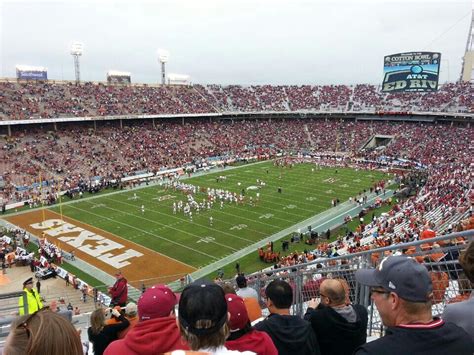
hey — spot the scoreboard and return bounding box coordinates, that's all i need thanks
[382,52,441,92]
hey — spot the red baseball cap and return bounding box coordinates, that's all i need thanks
[138,284,177,321]
[225,293,249,332]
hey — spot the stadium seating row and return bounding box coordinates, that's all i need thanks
[0,81,472,120]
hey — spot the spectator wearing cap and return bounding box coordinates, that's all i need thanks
[106,302,139,339]
[254,280,320,355]
[221,282,262,323]
[108,271,128,307]
[104,284,188,355]
[236,275,258,300]
[443,241,474,339]
[225,293,277,355]
[354,256,473,355]
[303,279,367,355]
[18,277,43,315]
[174,280,254,354]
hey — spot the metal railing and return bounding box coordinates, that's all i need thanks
[239,230,473,335]
[1,230,472,340]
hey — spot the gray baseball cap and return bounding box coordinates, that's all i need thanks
[355,255,433,302]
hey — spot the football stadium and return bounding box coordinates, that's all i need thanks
[0,1,473,354]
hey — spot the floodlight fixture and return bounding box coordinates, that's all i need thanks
[70,42,84,56]
[157,48,170,85]
[157,48,169,63]
[70,42,84,83]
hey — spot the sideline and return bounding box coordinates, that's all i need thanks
[171,190,394,286]
[1,159,271,218]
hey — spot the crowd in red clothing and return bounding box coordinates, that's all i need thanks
[1,119,472,207]
[1,81,472,121]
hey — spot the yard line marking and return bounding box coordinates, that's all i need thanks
[34,208,197,269]
[137,188,290,229]
[64,203,220,260]
[102,195,255,244]
[85,197,252,248]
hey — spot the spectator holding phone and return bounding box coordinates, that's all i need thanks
[88,307,129,355]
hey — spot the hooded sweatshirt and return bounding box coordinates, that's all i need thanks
[254,314,320,355]
[304,303,367,355]
[225,328,278,355]
[104,316,189,355]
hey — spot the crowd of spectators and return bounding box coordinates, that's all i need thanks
[1,119,472,209]
[1,81,472,121]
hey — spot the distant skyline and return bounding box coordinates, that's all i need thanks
[0,0,472,85]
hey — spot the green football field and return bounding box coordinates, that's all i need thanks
[50,161,388,270]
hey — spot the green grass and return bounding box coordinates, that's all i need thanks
[204,198,398,279]
[58,262,107,292]
[23,242,106,290]
[47,161,389,275]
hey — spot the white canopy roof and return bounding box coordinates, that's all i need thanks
[16,65,47,72]
[107,70,131,77]
[168,73,190,81]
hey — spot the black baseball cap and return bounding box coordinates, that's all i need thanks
[356,255,433,302]
[178,281,228,336]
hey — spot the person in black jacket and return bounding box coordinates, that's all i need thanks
[304,279,367,355]
[88,307,129,355]
[254,279,320,355]
[354,255,473,355]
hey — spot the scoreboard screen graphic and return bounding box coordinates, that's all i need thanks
[382,52,441,92]
[16,69,48,80]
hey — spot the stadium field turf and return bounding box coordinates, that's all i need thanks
[48,161,388,272]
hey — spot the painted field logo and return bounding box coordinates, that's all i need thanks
[325,189,334,194]
[323,178,339,184]
[340,184,349,188]
[230,224,248,231]
[30,219,143,269]
[197,236,215,243]
[306,197,317,201]
[283,204,297,210]
[259,213,274,219]
[90,203,106,209]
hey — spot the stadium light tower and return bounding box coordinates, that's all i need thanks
[70,42,84,84]
[460,8,474,82]
[157,49,170,85]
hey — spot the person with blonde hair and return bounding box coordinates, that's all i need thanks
[3,308,83,355]
[88,307,129,355]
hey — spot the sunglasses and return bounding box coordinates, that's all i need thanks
[370,288,390,296]
[17,307,50,337]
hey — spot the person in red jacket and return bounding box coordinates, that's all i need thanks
[104,284,188,355]
[225,293,278,355]
[108,271,128,307]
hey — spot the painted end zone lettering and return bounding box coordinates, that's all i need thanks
[5,209,196,284]
[30,218,144,268]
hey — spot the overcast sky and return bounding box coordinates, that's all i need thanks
[0,0,471,85]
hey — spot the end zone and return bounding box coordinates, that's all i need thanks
[3,209,196,285]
